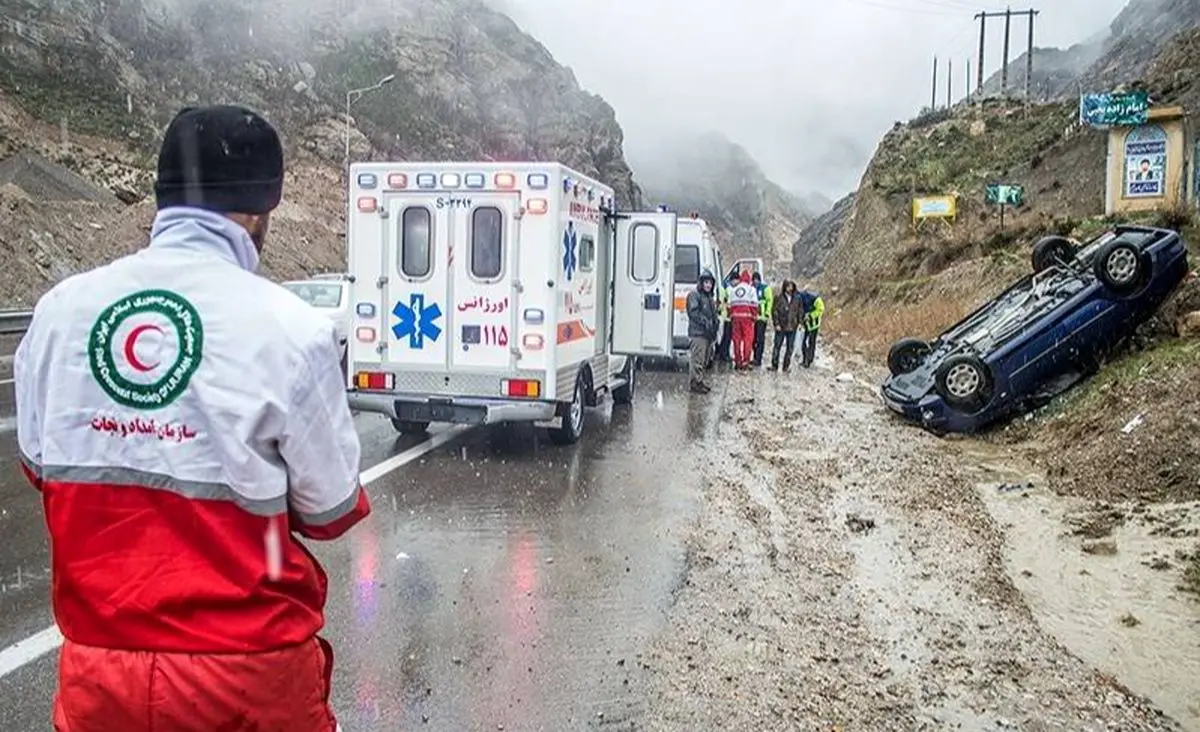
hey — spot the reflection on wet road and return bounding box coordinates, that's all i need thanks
[0,367,723,730]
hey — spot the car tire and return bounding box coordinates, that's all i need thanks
[391,419,430,435]
[1032,236,1077,273]
[612,357,636,405]
[548,374,586,445]
[1093,239,1148,294]
[933,354,992,411]
[887,337,932,376]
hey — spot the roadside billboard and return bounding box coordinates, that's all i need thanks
[1079,91,1150,128]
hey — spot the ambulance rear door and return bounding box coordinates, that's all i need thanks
[610,211,678,356]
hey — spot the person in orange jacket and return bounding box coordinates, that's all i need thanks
[16,105,368,731]
[727,269,760,370]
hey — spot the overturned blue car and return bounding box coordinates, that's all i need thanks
[881,225,1191,434]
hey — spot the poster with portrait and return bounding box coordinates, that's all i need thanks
[1123,124,1167,198]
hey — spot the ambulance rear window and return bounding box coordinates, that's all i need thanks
[675,244,700,284]
[400,207,432,278]
[470,206,504,280]
[580,235,595,271]
[631,223,658,283]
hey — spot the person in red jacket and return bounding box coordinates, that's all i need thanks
[727,269,760,370]
[15,105,369,731]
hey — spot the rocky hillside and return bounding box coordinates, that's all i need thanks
[626,130,813,274]
[0,0,643,305]
[791,192,854,280]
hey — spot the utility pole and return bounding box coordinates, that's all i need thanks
[966,59,972,104]
[947,59,952,108]
[974,8,1037,101]
[931,55,938,110]
[975,12,986,95]
[1001,7,1012,97]
[1025,9,1038,102]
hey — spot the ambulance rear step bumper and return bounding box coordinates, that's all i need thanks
[348,390,557,425]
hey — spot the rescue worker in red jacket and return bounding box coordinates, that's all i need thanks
[727,269,760,370]
[14,105,369,731]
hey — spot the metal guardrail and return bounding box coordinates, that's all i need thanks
[0,310,34,336]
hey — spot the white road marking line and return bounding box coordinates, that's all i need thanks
[0,424,475,680]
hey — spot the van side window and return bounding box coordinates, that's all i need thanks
[400,207,432,278]
[470,206,504,280]
[630,223,658,283]
[579,235,595,271]
[674,244,700,284]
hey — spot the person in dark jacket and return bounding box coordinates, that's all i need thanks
[685,269,719,393]
[769,279,804,372]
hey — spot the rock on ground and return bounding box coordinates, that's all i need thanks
[638,356,1182,731]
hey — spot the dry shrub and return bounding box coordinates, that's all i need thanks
[827,296,973,360]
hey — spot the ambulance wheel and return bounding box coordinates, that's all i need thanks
[391,418,429,435]
[612,358,636,405]
[548,375,586,445]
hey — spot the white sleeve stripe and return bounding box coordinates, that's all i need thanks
[293,485,362,526]
[40,463,287,516]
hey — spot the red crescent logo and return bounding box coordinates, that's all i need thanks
[123,324,164,372]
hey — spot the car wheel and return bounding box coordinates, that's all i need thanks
[887,337,932,376]
[390,419,430,435]
[612,357,636,405]
[1093,239,1147,293]
[1032,236,1077,273]
[548,374,586,445]
[934,354,991,410]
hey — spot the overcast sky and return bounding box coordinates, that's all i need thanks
[497,0,1131,200]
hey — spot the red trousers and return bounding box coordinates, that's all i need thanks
[731,317,755,366]
[53,637,339,732]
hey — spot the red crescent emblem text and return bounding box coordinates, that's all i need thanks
[123,324,164,372]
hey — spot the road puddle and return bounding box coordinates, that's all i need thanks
[969,449,1200,730]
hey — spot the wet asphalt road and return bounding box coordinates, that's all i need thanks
[0,365,723,731]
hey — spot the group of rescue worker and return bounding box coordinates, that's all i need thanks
[685,266,824,393]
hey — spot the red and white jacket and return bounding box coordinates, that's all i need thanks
[15,207,370,655]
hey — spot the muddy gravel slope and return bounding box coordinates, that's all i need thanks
[638,358,1183,731]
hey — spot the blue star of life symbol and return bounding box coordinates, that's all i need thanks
[563,224,577,281]
[392,293,443,349]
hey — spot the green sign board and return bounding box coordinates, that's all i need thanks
[1079,91,1150,127]
[985,184,1024,206]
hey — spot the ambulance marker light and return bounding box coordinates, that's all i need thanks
[387,173,408,189]
[464,173,485,188]
[522,333,545,350]
[355,326,376,342]
[674,296,687,311]
[357,173,378,189]
[354,371,395,390]
[522,308,544,324]
[357,196,377,212]
[495,173,516,189]
[416,173,436,189]
[441,173,460,188]
[526,198,548,214]
[527,173,548,189]
[356,302,377,317]
[502,378,541,398]
[587,189,595,201]
[562,178,572,193]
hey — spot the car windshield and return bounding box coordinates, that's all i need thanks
[284,282,343,308]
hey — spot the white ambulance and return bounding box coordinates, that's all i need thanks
[343,161,678,445]
[666,211,764,355]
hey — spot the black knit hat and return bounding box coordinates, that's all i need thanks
[154,105,284,215]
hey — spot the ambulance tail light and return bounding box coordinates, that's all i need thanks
[522,308,544,324]
[495,173,517,189]
[355,326,376,342]
[354,371,395,390]
[502,378,541,398]
[387,173,408,189]
[527,173,548,189]
[416,173,436,189]
[356,196,377,212]
[357,173,378,189]
[522,333,545,350]
[440,173,460,188]
[526,198,548,215]
[674,296,687,311]
[464,173,485,188]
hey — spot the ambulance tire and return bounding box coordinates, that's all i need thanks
[612,358,636,405]
[548,374,586,445]
[391,418,430,435]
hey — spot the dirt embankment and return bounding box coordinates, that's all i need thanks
[640,361,1185,730]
